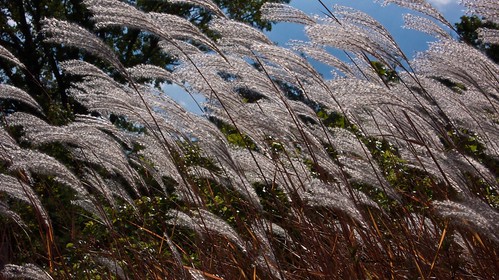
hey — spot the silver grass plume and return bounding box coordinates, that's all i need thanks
[402,75,479,129]
[339,152,400,199]
[0,201,27,229]
[327,128,374,160]
[83,0,220,54]
[413,39,499,101]
[378,0,452,28]
[95,256,127,280]
[7,112,142,196]
[134,134,201,204]
[194,209,247,252]
[59,60,114,81]
[67,78,147,125]
[158,39,204,60]
[137,84,195,128]
[41,19,124,72]
[396,75,498,155]
[392,72,494,133]
[204,56,279,103]
[403,14,452,40]
[250,222,285,280]
[228,148,309,195]
[178,111,230,155]
[404,213,438,239]
[189,269,207,280]
[301,179,376,228]
[74,114,134,149]
[268,223,293,246]
[213,98,331,164]
[168,0,226,18]
[462,0,499,23]
[446,152,498,188]
[210,18,273,48]
[260,3,317,26]
[328,128,400,201]
[321,74,473,151]
[1,264,54,280]
[380,105,446,150]
[72,199,111,227]
[126,64,174,82]
[81,169,130,207]
[306,79,443,148]
[477,27,499,45]
[399,146,498,195]
[162,233,189,278]
[166,209,203,234]
[306,21,397,70]
[0,45,25,68]
[171,53,236,100]
[133,124,202,205]
[0,127,18,150]
[189,165,263,210]
[450,231,473,260]
[0,85,44,114]
[2,0,499,278]
[348,56,392,83]
[64,67,182,150]
[291,41,355,77]
[251,43,322,84]
[0,174,49,226]
[333,5,403,63]
[167,209,247,252]
[432,199,499,244]
[7,149,89,198]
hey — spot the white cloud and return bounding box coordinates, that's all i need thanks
[428,0,458,7]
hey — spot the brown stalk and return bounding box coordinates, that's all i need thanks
[427,220,448,279]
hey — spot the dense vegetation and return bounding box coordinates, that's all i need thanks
[0,0,498,279]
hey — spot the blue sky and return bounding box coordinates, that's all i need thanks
[164,0,467,113]
[266,0,466,78]
[268,0,465,53]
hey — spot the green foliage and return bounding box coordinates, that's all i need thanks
[370,60,400,84]
[210,117,258,150]
[316,108,452,211]
[317,109,355,131]
[445,127,485,156]
[181,142,220,171]
[446,128,499,208]
[197,178,248,227]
